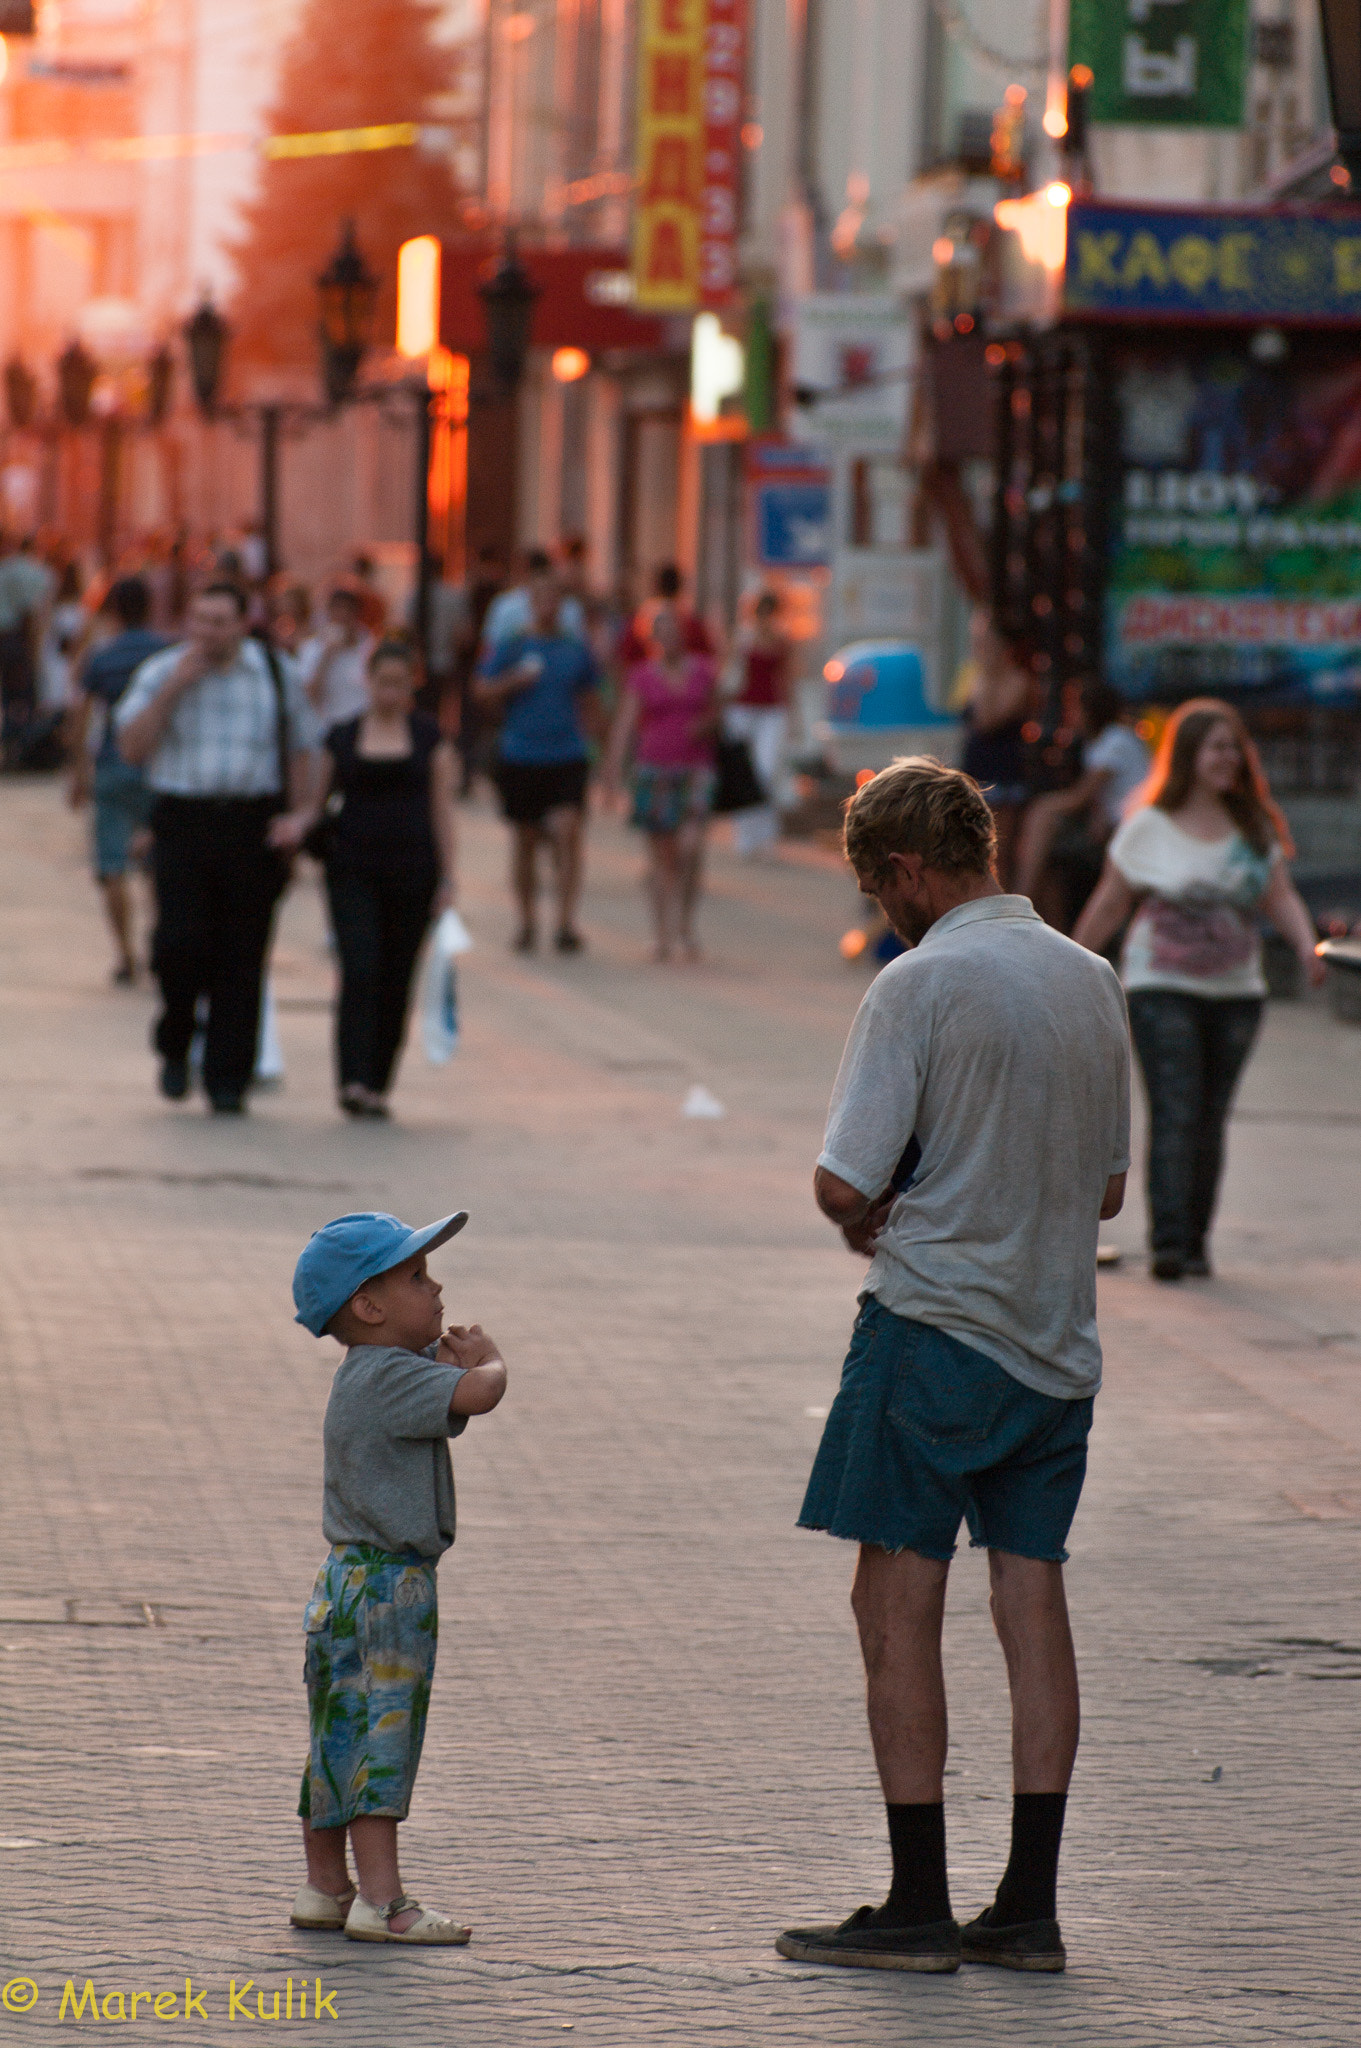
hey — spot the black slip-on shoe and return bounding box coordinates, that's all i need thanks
[960,1911,1065,1972]
[1150,1253,1184,1282]
[776,1906,960,1972]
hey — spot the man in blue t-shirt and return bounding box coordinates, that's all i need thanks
[476,563,601,954]
[67,576,167,983]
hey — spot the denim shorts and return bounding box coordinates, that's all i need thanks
[92,756,154,879]
[298,1544,438,1830]
[798,1298,1093,1563]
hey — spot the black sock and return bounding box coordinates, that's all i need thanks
[989,1792,1067,1926]
[877,1801,952,1926]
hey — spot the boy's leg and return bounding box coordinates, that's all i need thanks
[301,1816,352,1897]
[349,1817,419,1933]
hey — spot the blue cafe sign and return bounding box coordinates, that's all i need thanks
[1065,202,1361,324]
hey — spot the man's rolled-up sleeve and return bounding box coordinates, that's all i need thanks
[817,976,923,1200]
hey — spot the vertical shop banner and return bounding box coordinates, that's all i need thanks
[1068,0,1248,128]
[699,0,746,305]
[632,0,705,311]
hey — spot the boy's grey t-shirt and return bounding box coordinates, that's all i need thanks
[322,1344,468,1560]
[819,896,1130,1400]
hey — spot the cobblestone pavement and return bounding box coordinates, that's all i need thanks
[1,779,1359,2047]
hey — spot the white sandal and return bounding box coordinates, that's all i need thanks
[290,1882,356,1929]
[344,1893,471,1945]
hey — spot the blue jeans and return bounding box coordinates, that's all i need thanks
[1127,990,1262,1260]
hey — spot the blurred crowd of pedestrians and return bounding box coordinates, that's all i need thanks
[11,523,795,1119]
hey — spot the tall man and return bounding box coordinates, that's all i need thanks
[476,563,601,953]
[777,758,1130,1976]
[116,583,315,1115]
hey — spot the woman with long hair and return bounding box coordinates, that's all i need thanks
[1074,698,1322,1280]
[275,638,457,1118]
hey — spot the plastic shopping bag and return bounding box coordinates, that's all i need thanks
[420,909,474,1065]
[254,976,286,1087]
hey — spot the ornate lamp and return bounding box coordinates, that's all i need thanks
[316,220,379,408]
[184,299,229,416]
[57,339,97,427]
[477,233,540,391]
[1319,0,1361,187]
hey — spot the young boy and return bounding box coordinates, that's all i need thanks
[289,1208,507,1944]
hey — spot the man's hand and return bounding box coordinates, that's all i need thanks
[441,1323,508,1417]
[815,1165,894,1257]
[841,1195,894,1257]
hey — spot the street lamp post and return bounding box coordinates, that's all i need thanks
[467,231,541,567]
[185,225,438,637]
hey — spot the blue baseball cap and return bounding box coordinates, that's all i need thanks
[293,1209,469,1337]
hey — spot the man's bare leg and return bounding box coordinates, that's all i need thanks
[100,874,137,979]
[988,1551,1079,1792]
[511,825,538,947]
[544,805,584,942]
[852,1544,950,1801]
[964,1550,1078,1954]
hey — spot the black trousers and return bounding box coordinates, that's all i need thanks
[1127,990,1263,1258]
[325,863,437,1094]
[150,796,289,1100]
[0,623,33,753]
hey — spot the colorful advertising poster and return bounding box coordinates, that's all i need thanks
[632,0,704,312]
[698,0,745,306]
[1105,340,1361,702]
[1068,0,1247,129]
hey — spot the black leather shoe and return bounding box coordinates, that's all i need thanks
[159,1057,189,1101]
[209,1093,246,1116]
[1151,1253,1184,1281]
[776,1906,960,1972]
[961,1909,1065,1972]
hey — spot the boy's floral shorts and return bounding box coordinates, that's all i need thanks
[298,1543,438,1830]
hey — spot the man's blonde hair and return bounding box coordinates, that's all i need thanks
[843,756,996,885]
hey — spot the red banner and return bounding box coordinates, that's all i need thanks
[699,0,745,306]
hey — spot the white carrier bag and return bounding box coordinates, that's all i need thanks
[420,908,474,1065]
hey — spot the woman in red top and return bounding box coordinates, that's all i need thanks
[727,589,792,857]
[605,608,719,961]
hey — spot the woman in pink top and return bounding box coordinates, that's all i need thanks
[604,608,719,961]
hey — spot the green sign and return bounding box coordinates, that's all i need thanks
[1068,0,1247,129]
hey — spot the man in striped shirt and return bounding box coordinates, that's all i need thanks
[117,582,315,1115]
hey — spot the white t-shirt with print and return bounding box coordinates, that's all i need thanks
[1084,723,1150,829]
[1109,806,1279,1000]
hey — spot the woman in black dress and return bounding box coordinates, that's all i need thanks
[277,639,457,1117]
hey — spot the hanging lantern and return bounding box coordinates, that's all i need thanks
[316,219,379,408]
[183,299,228,417]
[57,339,97,427]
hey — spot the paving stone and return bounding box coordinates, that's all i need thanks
[0,781,1357,2044]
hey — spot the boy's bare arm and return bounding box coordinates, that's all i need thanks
[438,1324,508,1416]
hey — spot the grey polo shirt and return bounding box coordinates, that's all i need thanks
[819,895,1131,1400]
[322,1344,468,1560]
